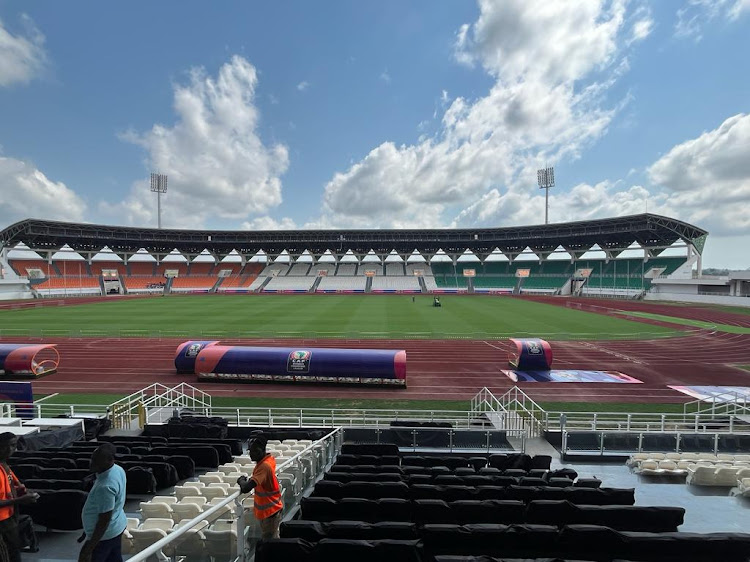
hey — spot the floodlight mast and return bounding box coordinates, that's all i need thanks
[537,166,555,225]
[150,173,168,229]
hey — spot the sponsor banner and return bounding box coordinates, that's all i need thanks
[669,385,750,402]
[463,269,476,277]
[365,270,377,277]
[502,369,642,383]
[287,350,312,374]
[515,269,531,278]
[412,269,424,276]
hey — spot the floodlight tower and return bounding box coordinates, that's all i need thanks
[150,173,168,229]
[537,166,555,225]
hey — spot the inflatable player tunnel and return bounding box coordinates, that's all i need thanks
[508,338,553,371]
[175,341,406,387]
[0,343,60,377]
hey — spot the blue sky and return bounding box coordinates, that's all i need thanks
[0,0,749,267]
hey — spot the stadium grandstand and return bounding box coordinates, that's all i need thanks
[0,213,735,304]
[3,213,750,562]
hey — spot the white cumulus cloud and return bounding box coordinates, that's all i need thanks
[103,56,289,228]
[0,14,47,87]
[321,0,637,228]
[0,156,87,224]
[648,113,750,235]
[241,216,297,230]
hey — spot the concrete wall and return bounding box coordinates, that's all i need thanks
[0,279,33,300]
[644,292,750,308]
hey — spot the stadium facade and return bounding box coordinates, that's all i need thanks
[0,213,739,302]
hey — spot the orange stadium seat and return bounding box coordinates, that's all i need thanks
[214,264,243,275]
[218,275,257,288]
[188,263,215,275]
[52,261,89,276]
[122,276,166,289]
[36,277,100,289]
[156,263,188,276]
[171,276,217,289]
[90,261,127,276]
[10,259,58,277]
[128,262,156,275]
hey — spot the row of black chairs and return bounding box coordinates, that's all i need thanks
[300,489,636,523]
[99,434,243,455]
[324,472,600,489]
[310,482,623,503]
[258,523,750,562]
[290,499,684,532]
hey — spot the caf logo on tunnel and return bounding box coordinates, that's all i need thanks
[287,350,312,373]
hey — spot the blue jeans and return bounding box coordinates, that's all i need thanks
[92,534,122,562]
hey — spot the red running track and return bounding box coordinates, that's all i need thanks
[2,329,750,404]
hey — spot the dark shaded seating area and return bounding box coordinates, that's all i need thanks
[260,523,750,562]
[255,443,750,562]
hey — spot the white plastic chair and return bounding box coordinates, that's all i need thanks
[687,465,717,486]
[664,453,681,461]
[204,529,238,559]
[163,528,206,559]
[130,529,169,555]
[139,518,174,532]
[201,486,229,501]
[715,467,740,486]
[218,463,242,474]
[183,481,205,489]
[172,502,204,522]
[637,460,660,475]
[152,495,178,505]
[175,485,203,501]
[679,452,699,461]
[121,517,139,555]
[140,501,174,520]
[717,454,735,462]
[199,474,224,484]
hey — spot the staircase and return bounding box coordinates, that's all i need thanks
[164,277,174,294]
[309,277,323,293]
[210,278,222,293]
[467,277,475,293]
[256,277,273,293]
[119,274,128,295]
[365,277,373,293]
[98,276,106,295]
[418,277,428,293]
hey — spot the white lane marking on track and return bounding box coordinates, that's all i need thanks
[482,341,506,350]
[576,341,645,365]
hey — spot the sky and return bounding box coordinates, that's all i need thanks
[0,0,749,268]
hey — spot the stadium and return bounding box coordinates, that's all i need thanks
[1,212,750,562]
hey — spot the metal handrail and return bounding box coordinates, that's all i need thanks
[125,426,343,562]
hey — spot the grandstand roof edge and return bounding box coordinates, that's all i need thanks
[0,214,708,256]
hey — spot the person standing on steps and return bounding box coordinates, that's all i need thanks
[79,443,127,562]
[237,436,283,540]
[0,432,39,562]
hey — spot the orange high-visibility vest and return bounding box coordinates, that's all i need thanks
[252,454,283,520]
[0,466,20,521]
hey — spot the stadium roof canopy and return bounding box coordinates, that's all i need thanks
[0,214,708,258]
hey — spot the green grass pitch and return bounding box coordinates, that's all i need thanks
[0,294,677,340]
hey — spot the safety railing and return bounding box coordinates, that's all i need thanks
[342,426,523,452]
[549,411,748,434]
[562,429,750,457]
[126,427,343,562]
[156,406,478,429]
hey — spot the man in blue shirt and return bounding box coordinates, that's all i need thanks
[79,443,127,562]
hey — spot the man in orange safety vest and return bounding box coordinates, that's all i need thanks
[237,437,283,539]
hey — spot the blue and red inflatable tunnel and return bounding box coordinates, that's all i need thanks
[508,338,553,371]
[175,341,406,387]
[0,343,59,377]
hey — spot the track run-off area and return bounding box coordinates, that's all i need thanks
[2,296,749,404]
